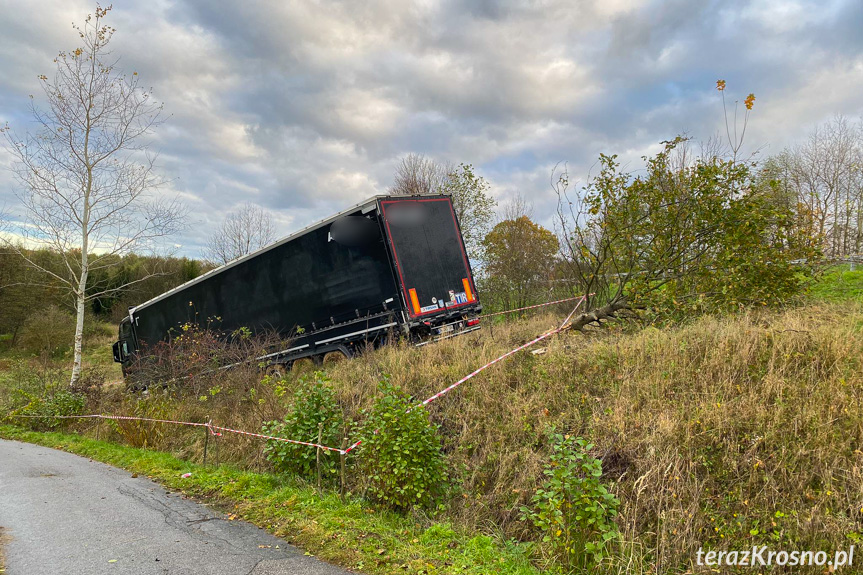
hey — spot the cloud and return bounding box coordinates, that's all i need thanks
[0,0,861,256]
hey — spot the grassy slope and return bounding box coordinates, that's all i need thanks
[0,327,123,380]
[320,301,863,571]
[808,263,863,302]
[2,269,862,573]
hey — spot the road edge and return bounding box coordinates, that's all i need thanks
[0,425,538,575]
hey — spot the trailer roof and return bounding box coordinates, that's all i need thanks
[130,194,444,315]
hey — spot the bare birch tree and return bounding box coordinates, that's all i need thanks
[203,202,276,265]
[389,154,496,263]
[769,116,863,257]
[1,6,185,386]
[389,153,452,196]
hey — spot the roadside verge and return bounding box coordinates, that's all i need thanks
[0,425,537,575]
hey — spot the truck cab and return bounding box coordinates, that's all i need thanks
[112,317,135,372]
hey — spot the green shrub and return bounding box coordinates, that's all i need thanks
[10,388,86,430]
[357,378,447,512]
[520,432,620,573]
[1,360,81,430]
[262,371,343,481]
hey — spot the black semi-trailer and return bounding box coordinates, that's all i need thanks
[112,195,482,374]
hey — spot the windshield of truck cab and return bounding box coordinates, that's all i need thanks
[120,319,132,340]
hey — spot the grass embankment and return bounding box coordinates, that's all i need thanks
[808,263,863,302]
[326,301,863,570]
[0,321,122,392]
[2,267,862,573]
[0,425,536,575]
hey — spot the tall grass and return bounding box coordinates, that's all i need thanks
[323,303,863,571]
[4,301,862,573]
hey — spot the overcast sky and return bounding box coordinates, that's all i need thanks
[2,0,862,257]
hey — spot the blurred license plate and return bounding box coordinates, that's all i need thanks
[437,325,454,334]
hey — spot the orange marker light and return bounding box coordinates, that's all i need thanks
[462,278,474,302]
[409,288,421,314]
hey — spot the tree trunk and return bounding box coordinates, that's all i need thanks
[70,273,87,387]
[854,200,863,255]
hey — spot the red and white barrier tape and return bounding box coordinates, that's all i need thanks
[5,412,347,451]
[6,413,224,436]
[208,424,345,454]
[344,295,587,454]
[422,295,585,408]
[8,295,591,458]
[7,414,102,419]
[477,294,587,319]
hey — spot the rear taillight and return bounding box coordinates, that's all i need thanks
[466,318,480,327]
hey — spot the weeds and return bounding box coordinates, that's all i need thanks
[125,320,289,397]
[2,360,86,430]
[520,432,619,573]
[108,396,173,448]
[8,388,85,430]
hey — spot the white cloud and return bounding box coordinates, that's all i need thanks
[0,0,861,254]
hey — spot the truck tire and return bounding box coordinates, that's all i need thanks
[291,357,315,373]
[265,363,287,380]
[322,350,347,365]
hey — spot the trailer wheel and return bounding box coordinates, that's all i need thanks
[291,357,315,373]
[265,363,287,380]
[322,350,347,365]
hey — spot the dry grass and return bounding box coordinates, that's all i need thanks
[8,301,863,573]
[0,526,8,574]
[321,303,863,571]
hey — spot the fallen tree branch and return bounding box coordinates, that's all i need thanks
[566,299,632,332]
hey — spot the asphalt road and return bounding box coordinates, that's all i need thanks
[0,439,353,575]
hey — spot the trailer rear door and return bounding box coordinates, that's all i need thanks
[380,197,478,318]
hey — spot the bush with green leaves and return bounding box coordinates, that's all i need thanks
[262,371,343,481]
[2,360,85,430]
[521,432,620,573]
[9,388,86,431]
[358,379,447,512]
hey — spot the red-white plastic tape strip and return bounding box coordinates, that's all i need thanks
[423,295,586,407]
[5,413,344,451]
[208,424,345,454]
[8,413,225,435]
[7,414,102,419]
[344,296,587,455]
[478,294,586,319]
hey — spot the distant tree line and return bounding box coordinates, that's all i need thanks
[763,116,863,259]
[0,248,207,350]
